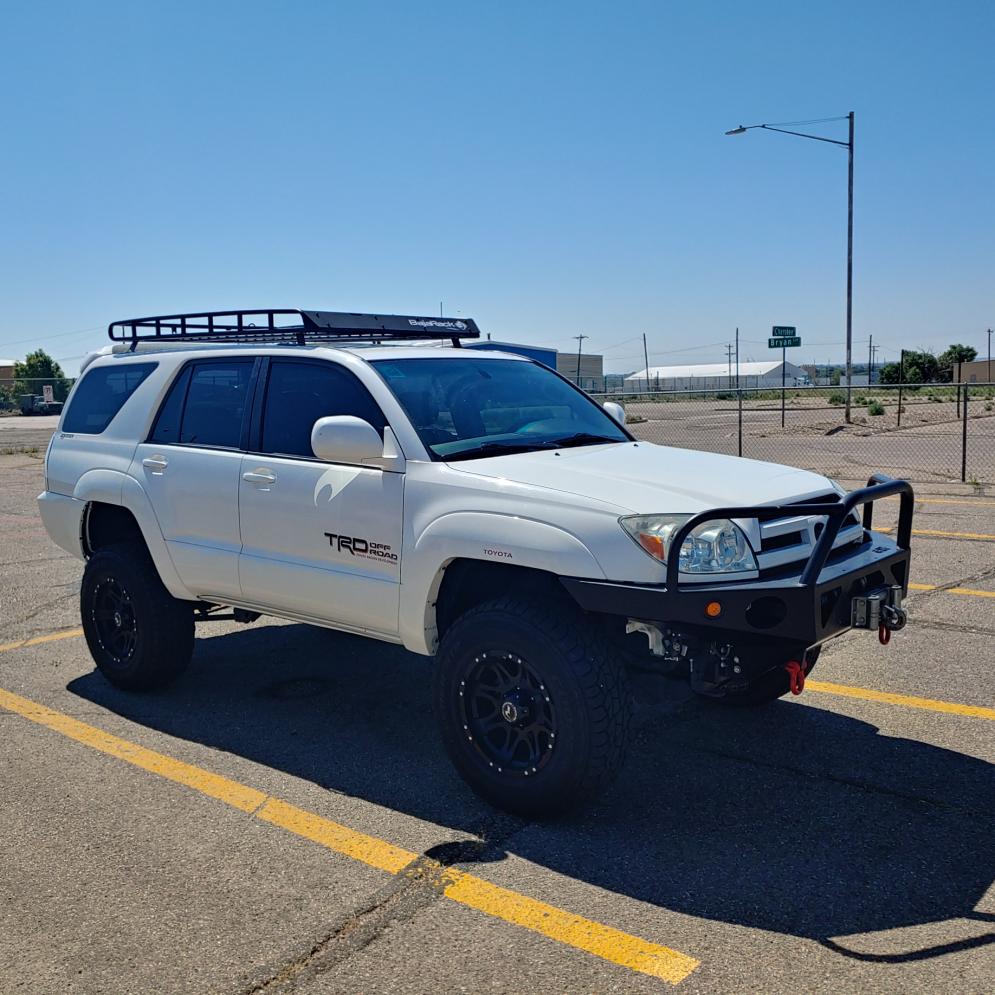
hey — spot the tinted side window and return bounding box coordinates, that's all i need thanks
[261,361,386,458]
[178,361,253,448]
[149,366,192,444]
[62,363,157,434]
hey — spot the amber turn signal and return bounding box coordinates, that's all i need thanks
[705,601,722,618]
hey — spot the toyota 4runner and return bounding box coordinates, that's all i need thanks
[38,309,913,816]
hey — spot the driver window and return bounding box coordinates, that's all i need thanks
[260,360,386,458]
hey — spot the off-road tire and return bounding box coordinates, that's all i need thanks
[433,597,631,817]
[704,646,821,707]
[81,541,194,691]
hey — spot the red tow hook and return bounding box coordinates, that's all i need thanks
[879,624,891,646]
[784,660,807,696]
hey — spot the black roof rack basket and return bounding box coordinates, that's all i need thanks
[108,309,481,349]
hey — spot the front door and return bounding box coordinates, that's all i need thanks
[237,358,403,634]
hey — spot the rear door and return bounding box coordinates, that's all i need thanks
[237,357,404,634]
[132,358,257,600]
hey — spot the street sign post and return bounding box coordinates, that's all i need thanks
[769,327,801,428]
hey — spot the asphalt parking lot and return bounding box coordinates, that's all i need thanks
[1,450,993,993]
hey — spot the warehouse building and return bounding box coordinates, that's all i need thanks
[625,359,808,392]
[953,359,995,384]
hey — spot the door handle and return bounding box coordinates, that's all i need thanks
[242,469,277,485]
[142,455,168,473]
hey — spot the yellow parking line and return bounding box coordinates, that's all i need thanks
[0,685,699,985]
[875,527,995,541]
[908,582,995,598]
[880,495,995,508]
[0,628,83,654]
[805,681,995,721]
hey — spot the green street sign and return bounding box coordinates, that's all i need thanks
[769,337,801,348]
[772,325,796,337]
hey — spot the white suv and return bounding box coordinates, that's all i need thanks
[38,310,914,815]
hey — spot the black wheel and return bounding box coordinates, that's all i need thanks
[81,541,194,691]
[433,597,631,817]
[704,646,820,707]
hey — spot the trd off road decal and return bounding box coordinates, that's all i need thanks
[324,533,398,565]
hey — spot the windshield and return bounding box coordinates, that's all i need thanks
[370,357,630,460]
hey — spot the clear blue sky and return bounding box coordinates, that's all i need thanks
[2,0,992,374]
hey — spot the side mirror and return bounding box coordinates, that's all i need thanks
[603,401,626,425]
[311,416,405,471]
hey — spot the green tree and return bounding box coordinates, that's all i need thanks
[13,349,71,401]
[877,349,940,385]
[937,343,978,382]
[878,361,901,385]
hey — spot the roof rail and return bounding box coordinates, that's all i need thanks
[107,309,481,349]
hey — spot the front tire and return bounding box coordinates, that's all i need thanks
[81,542,194,691]
[433,597,631,817]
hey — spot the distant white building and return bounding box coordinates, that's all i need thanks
[625,360,808,392]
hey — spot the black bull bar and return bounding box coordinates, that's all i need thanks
[561,474,914,648]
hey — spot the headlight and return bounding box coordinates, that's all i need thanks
[619,514,758,574]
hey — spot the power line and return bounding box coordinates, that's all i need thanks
[0,325,103,350]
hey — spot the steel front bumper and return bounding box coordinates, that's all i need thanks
[561,474,914,649]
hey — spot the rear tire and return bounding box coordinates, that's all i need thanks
[81,541,194,691]
[433,597,631,817]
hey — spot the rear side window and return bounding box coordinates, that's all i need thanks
[260,360,386,458]
[62,363,157,434]
[149,360,254,449]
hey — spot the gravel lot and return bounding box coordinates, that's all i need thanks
[1,451,993,993]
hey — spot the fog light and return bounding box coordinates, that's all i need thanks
[705,601,722,618]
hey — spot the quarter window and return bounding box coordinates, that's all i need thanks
[260,360,386,458]
[62,363,157,434]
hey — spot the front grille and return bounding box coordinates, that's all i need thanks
[756,493,864,576]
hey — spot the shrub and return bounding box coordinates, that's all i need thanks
[868,400,885,416]
[828,392,845,406]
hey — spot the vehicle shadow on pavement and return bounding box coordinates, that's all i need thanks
[68,621,995,964]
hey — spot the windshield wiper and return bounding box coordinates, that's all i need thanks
[443,440,559,461]
[547,432,623,449]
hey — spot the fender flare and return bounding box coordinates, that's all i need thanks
[399,512,605,655]
[74,470,195,601]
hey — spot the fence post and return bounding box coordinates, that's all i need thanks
[738,388,743,457]
[897,349,905,428]
[956,362,962,418]
[961,381,969,483]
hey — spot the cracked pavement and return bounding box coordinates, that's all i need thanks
[1,453,993,993]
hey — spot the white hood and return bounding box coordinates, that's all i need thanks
[453,441,836,514]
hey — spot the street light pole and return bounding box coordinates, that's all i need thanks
[845,111,854,422]
[725,112,856,421]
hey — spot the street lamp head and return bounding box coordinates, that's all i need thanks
[725,126,748,135]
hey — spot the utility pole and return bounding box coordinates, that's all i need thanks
[642,333,650,394]
[988,327,992,384]
[725,342,735,389]
[573,334,589,386]
[867,334,879,385]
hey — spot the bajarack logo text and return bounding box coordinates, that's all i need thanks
[407,319,468,331]
[325,533,398,564]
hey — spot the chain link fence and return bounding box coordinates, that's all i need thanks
[592,383,995,486]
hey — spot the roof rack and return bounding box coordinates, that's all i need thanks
[108,309,481,349]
